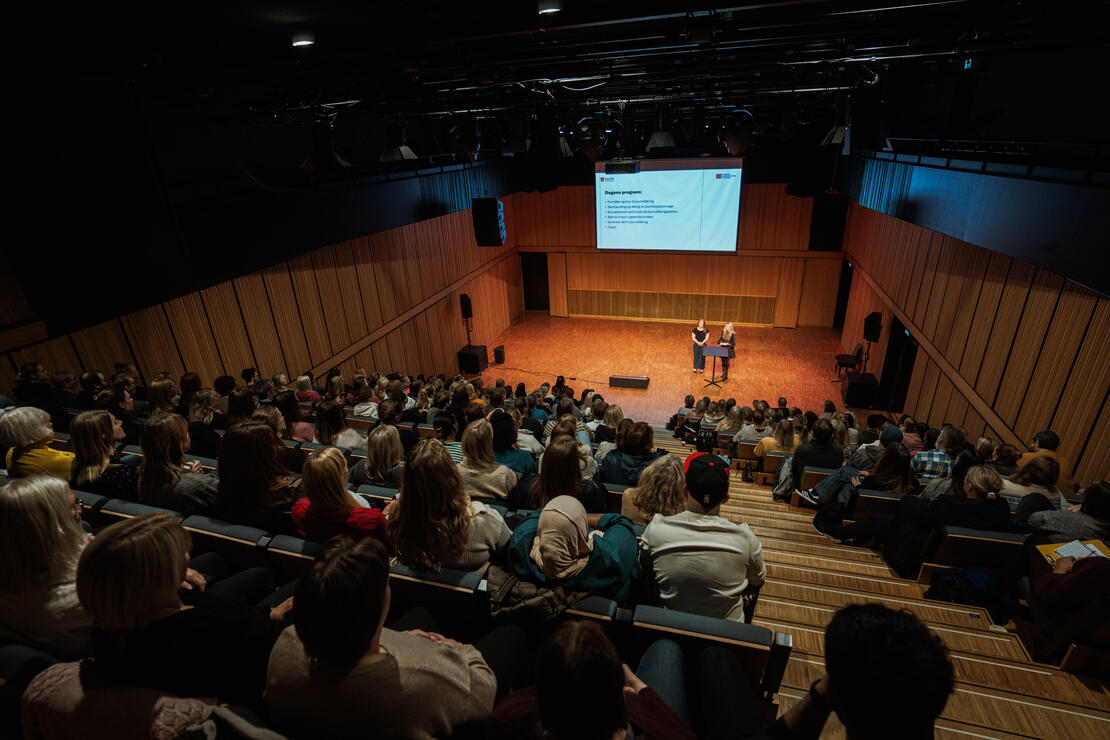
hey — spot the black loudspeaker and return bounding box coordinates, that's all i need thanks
[842,371,880,408]
[493,345,505,364]
[808,192,850,251]
[863,311,883,342]
[471,198,506,246]
[609,375,650,389]
[460,293,473,319]
[458,345,488,375]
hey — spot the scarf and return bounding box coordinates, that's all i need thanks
[529,496,603,580]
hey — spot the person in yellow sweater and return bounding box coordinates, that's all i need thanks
[754,419,800,458]
[1018,430,1074,495]
[1,406,74,479]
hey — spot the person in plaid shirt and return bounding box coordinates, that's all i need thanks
[911,425,966,482]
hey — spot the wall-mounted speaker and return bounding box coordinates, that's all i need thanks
[460,293,473,319]
[472,197,506,246]
[863,311,883,342]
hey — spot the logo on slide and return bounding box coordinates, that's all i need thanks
[716,173,732,180]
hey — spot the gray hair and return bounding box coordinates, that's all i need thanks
[0,406,53,448]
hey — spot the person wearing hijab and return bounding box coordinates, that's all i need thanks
[506,496,640,603]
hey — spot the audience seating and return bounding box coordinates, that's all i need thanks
[788,466,836,506]
[846,488,903,520]
[180,515,273,571]
[357,484,398,507]
[387,563,489,633]
[565,595,620,622]
[265,534,322,580]
[603,482,628,513]
[915,525,1028,584]
[99,499,183,525]
[755,451,790,486]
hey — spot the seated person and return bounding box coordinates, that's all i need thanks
[674,394,696,419]
[753,418,799,458]
[98,380,142,445]
[1018,481,1110,542]
[294,374,323,403]
[621,454,686,527]
[351,384,378,418]
[0,476,92,657]
[138,413,218,515]
[313,400,366,451]
[251,405,307,473]
[1001,456,1064,509]
[348,425,404,488]
[899,415,923,452]
[738,409,772,442]
[388,439,511,574]
[77,513,291,709]
[376,398,419,456]
[529,436,606,513]
[1017,429,1074,494]
[458,419,518,502]
[508,495,640,603]
[640,453,765,621]
[539,416,599,479]
[491,408,536,479]
[542,397,590,446]
[68,410,138,499]
[714,405,742,436]
[215,421,302,534]
[265,536,498,739]
[599,422,668,486]
[789,418,844,492]
[700,401,725,432]
[225,387,258,427]
[186,388,225,456]
[273,389,314,443]
[988,442,1022,478]
[488,620,694,740]
[509,407,544,455]
[799,442,919,507]
[0,406,74,479]
[144,377,178,417]
[432,411,464,463]
[848,424,902,472]
[293,448,385,542]
[911,425,965,483]
[75,370,107,410]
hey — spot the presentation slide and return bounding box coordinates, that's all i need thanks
[595,161,742,252]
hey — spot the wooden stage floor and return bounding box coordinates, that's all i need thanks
[480,313,849,425]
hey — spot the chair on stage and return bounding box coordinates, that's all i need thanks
[835,344,863,379]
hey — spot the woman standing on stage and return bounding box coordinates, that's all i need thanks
[691,318,708,373]
[718,322,736,380]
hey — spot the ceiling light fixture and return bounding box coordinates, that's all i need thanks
[292,31,315,48]
[538,1,562,15]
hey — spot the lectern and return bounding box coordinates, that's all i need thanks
[703,346,729,389]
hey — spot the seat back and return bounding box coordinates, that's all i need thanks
[72,489,110,527]
[848,489,903,520]
[417,424,438,438]
[798,466,835,490]
[266,534,322,580]
[388,563,488,632]
[734,442,759,461]
[603,482,629,513]
[917,526,1028,583]
[180,515,272,570]
[565,595,620,623]
[357,484,398,508]
[99,499,184,525]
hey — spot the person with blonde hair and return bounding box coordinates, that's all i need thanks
[0,476,91,657]
[293,448,385,541]
[507,495,640,602]
[621,455,687,527]
[69,410,138,499]
[717,322,736,381]
[146,377,178,417]
[0,405,74,479]
[388,439,510,573]
[77,513,292,707]
[313,400,366,451]
[715,406,743,435]
[349,424,404,488]
[754,418,799,458]
[187,387,224,457]
[458,419,517,502]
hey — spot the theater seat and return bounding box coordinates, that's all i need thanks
[357,484,398,508]
[180,515,271,570]
[388,563,488,632]
[99,499,184,524]
[917,525,1028,584]
[0,643,60,729]
[566,595,619,621]
[266,534,322,579]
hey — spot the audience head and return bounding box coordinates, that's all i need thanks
[432,411,457,441]
[463,401,486,425]
[613,418,633,449]
[19,362,48,385]
[602,404,624,429]
[0,476,85,593]
[620,422,654,455]
[241,367,259,386]
[364,425,403,481]
[216,421,291,518]
[227,387,257,423]
[51,369,77,392]
[295,375,313,393]
[812,418,834,445]
[693,398,708,415]
[773,418,796,451]
[314,400,350,446]
[76,513,191,631]
[628,455,686,520]
[188,388,218,425]
[79,370,107,394]
[295,536,391,675]
[251,405,286,438]
[388,439,469,569]
[461,418,496,467]
[302,447,355,510]
[824,400,836,414]
[684,452,729,511]
[1031,430,1060,452]
[377,398,403,425]
[869,443,916,493]
[324,376,345,401]
[179,372,202,401]
[272,372,289,388]
[974,437,999,461]
[70,410,124,486]
[138,413,190,498]
[1080,482,1110,522]
[214,375,237,397]
[824,604,953,740]
[993,443,1021,468]
[684,394,696,409]
[777,396,788,408]
[535,620,625,740]
[900,416,916,433]
[963,465,1004,499]
[804,410,819,428]
[1011,455,1060,489]
[488,408,517,453]
[531,496,595,581]
[514,382,527,398]
[923,427,939,451]
[0,405,53,449]
[937,425,967,453]
[272,390,301,429]
[529,436,583,508]
[879,424,904,446]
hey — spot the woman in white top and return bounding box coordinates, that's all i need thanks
[387,439,511,574]
[1000,456,1064,510]
[457,420,518,502]
[314,401,366,451]
[0,476,91,657]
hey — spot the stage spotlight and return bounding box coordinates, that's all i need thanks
[292,31,315,47]
[646,131,676,151]
[379,145,418,161]
[538,0,562,14]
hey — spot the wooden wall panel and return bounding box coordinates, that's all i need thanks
[233,273,288,379]
[548,253,568,318]
[797,258,842,327]
[350,237,385,333]
[840,270,891,380]
[10,337,81,385]
[369,230,405,321]
[200,283,258,380]
[330,242,369,340]
[163,293,224,384]
[774,259,805,327]
[845,202,1110,486]
[119,306,183,382]
[70,321,136,377]
[736,184,812,251]
[513,187,595,247]
[310,247,352,352]
[261,265,314,376]
[286,256,333,365]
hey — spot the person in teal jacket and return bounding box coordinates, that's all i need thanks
[507,496,640,603]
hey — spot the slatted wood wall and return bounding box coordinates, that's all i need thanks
[513,184,842,327]
[843,204,1110,487]
[2,208,523,396]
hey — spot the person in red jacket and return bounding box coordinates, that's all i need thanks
[291,448,384,542]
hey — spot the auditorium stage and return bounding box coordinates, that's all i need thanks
[480,313,849,425]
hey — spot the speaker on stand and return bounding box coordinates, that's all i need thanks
[843,311,883,408]
[457,293,488,375]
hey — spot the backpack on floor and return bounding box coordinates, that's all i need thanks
[741,460,756,483]
[772,457,794,501]
[695,427,717,453]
